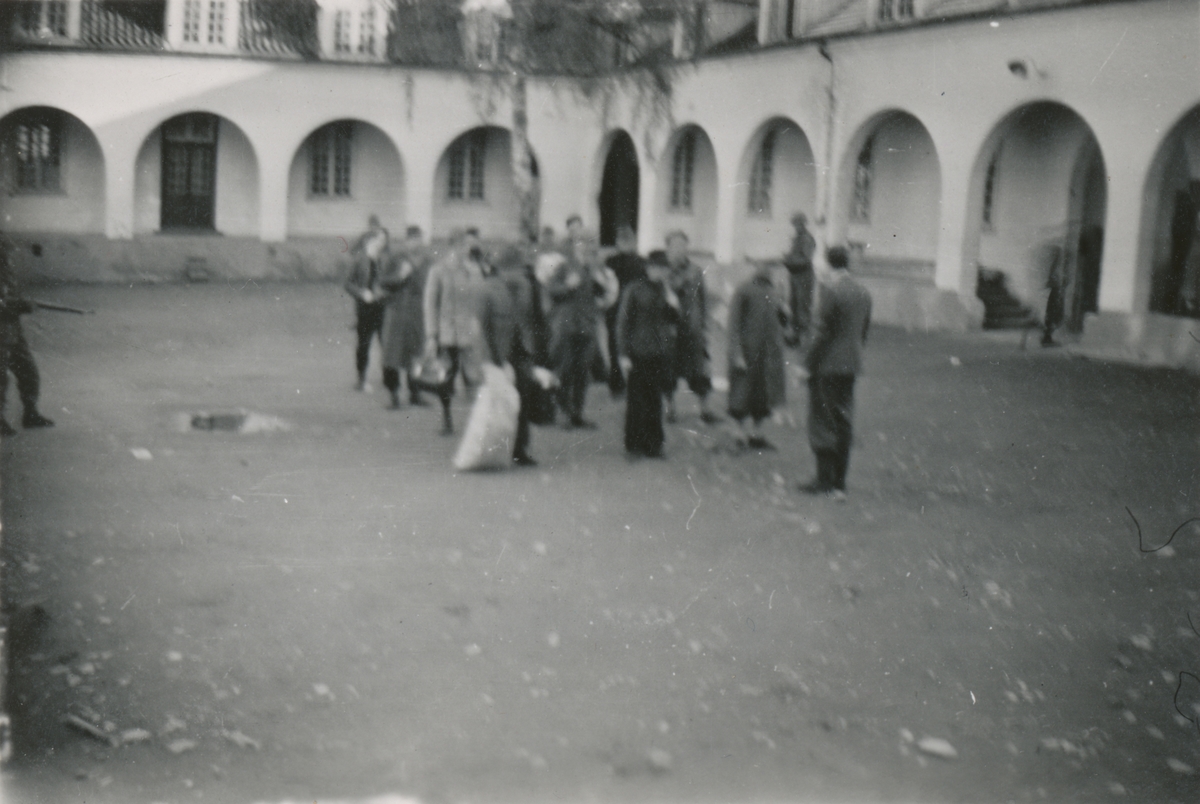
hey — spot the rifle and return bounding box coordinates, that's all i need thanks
[33,300,94,315]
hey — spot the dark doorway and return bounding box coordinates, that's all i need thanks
[598,131,639,247]
[161,113,218,230]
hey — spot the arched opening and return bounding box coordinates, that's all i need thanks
[133,112,259,235]
[597,130,639,247]
[0,106,105,233]
[837,110,941,280]
[733,116,816,260]
[966,102,1106,332]
[655,124,718,253]
[286,119,405,238]
[1141,105,1200,319]
[432,125,538,240]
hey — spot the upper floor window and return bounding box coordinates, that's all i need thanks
[447,130,487,200]
[207,0,226,44]
[878,0,915,23]
[310,123,353,197]
[182,0,202,42]
[19,1,68,37]
[670,129,696,212]
[851,135,874,222]
[9,110,62,193]
[748,129,777,215]
[357,6,376,55]
[333,9,352,53]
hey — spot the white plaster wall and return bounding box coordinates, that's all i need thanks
[1,113,105,233]
[735,123,817,260]
[133,130,160,234]
[287,122,405,237]
[214,119,259,236]
[844,114,940,265]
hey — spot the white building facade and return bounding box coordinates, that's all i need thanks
[1,0,1198,369]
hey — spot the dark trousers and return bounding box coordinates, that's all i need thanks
[382,367,422,402]
[513,362,534,459]
[436,346,473,423]
[808,374,856,490]
[789,267,815,341]
[625,356,669,456]
[0,324,40,417]
[558,333,595,424]
[355,301,385,377]
[604,306,625,394]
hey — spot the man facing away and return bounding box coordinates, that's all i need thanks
[664,231,718,425]
[344,214,390,391]
[423,228,486,435]
[727,258,789,450]
[0,234,53,436]
[801,246,872,499]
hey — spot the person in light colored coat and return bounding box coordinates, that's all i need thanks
[422,228,485,435]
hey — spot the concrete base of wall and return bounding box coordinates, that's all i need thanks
[1074,311,1200,373]
[7,233,351,285]
[856,276,985,333]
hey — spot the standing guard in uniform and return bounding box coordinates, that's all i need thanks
[345,214,390,391]
[664,231,718,425]
[0,235,54,436]
[380,226,431,409]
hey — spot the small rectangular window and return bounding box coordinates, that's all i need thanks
[358,7,376,55]
[333,10,351,53]
[183,0,202,42]
[670,130,695,212]
[851,136,873,223]
[448,131,487,201]
[207,0,226,45]
[310,123,353,197]
[748,130,776,215]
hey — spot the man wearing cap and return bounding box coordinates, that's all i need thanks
[423,228,486,435]
[345,214,389,391]
[380,225,431,409]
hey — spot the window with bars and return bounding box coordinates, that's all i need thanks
[357,7,376,55]
[447,131,487,201]
[851,136,874,222]
[10,111,62,193]
[982,151,999,228]
[206,0,225,44]
[748,129,777,215]
[182,0,202,42]
[333,10,352,53]
[309,123,353,197]
[670,129,696,212]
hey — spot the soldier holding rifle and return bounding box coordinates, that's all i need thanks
[0,234,55,436]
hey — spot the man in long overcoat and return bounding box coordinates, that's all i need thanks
[802,246,872,498]
[664,231,718,424]
[423,228,486,435]
[783,213,817,347]
[727,259,789,450]
[616,250,679,458]
[380,226,431,409]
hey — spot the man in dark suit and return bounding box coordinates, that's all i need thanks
[801,246,872,499]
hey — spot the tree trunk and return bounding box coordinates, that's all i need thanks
[509,74,539,243]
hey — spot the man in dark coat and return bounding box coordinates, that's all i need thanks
[546,240,605,429]
[380,226,431,409]
[0,234,54,436]
[478,245,539,466]
[801,246,872,498]
[603,225,646,396]
[664,231,718,425]
[727,259,789,450]
[344,214,389,391]
[617,251,679,458]
[783,213,817,347]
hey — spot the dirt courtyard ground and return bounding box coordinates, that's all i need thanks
[1,282,1198,804]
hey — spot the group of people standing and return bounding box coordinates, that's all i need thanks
[344,211,872,498]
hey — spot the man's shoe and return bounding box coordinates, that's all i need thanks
[513,453,537,467]
[387,393,402,410]
[22,412,53,429]
[825,489,848,502]
[570,417,598,430]
[409,395,430,407]
[747,435,774,450]
[798,480,831,495]
[0,419,16,437]
[699,410,722,425]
